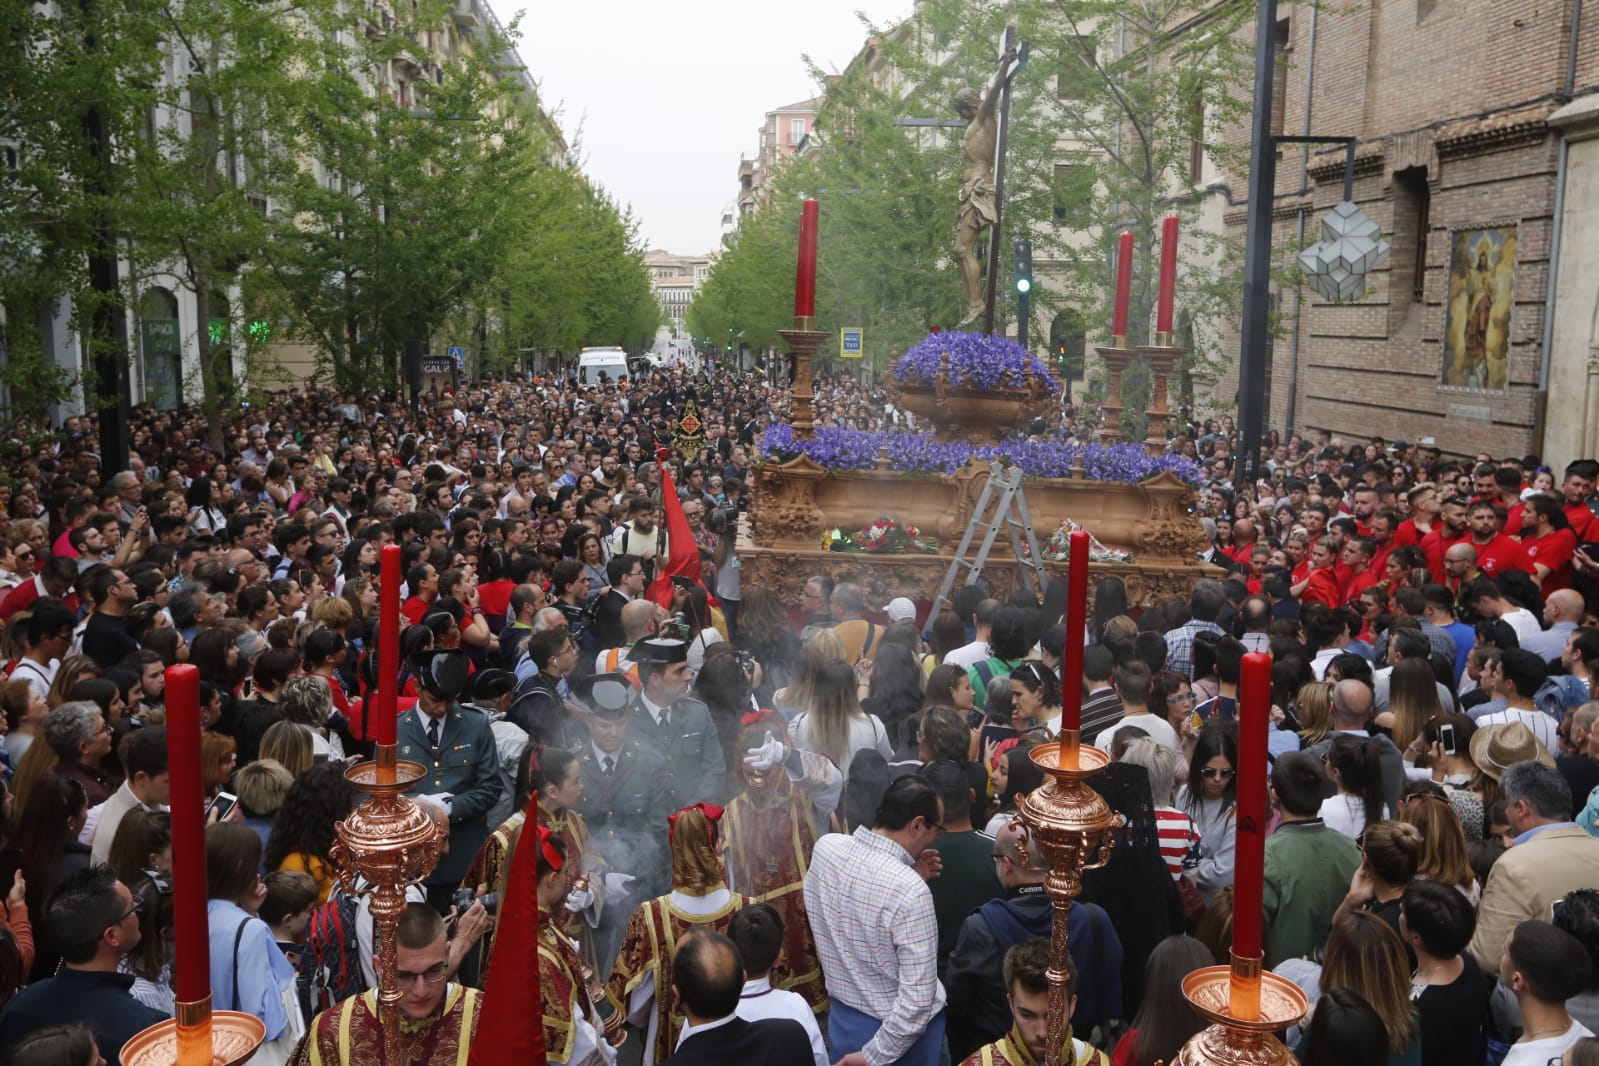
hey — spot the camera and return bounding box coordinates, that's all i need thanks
[659,613,691,642]
[706,503,738,535]
[452,888,498,914]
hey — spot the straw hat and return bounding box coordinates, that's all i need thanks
[1470,721,1556,779]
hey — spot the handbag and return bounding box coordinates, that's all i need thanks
[232,916,308,1066]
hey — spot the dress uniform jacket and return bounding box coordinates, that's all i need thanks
[628,694,726,809]
[399,705,503,887]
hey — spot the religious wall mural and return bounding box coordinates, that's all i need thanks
[1441,223,1516,390]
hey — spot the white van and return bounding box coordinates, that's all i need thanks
[577,347,629,387]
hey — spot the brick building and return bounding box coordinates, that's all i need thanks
[1214,0,1599,465]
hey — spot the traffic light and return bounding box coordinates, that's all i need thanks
[1013,238,1033,295]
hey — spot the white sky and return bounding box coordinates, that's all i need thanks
[508,0,912,255]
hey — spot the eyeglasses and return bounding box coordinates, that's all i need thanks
[116,895,145,923]
[395,962,448,987]
[1169,692,1197,704]
[1199,767,1235,780]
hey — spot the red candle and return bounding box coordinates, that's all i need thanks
[1156,215,1179,334]
[165,664,210,1004]
[1111,231,1134,342]
[1231,651,1272,965]
[376,544,401,748]
[1061,531,1089,733]
[794,199,819,318]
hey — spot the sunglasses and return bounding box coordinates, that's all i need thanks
[1199,767,1235,780]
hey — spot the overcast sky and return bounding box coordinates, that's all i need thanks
[509,0,911,255]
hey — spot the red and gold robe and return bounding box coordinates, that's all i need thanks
[722,777,828,1012]
[961,1025,1109,1066]
[464,802,597,975]
[288,985,480,1066]
[540,906,609,1065]
[605,890,752,1066]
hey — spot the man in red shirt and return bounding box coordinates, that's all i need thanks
[1366,511,1400,578]
[1519,493,1578,595]
[1496,467,1530,538]
[1394,483,1440,547]
[1341,537,1380,606]
[1349,486,1380,535]
[1466,501,1531,578]
[1229,518,1259,567]
[1560,460,1598,540]
[0,556,80,624]
[1421,496,1471,581]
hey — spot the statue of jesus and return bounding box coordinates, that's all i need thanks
[954,45,1020,326]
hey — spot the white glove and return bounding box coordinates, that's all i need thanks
[603,872,635,906]
[564,884,595,912]
[743,731,787,773]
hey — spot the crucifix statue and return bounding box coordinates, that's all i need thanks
[953,26,1026,331]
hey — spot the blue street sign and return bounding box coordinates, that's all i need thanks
[840,328,864,358]
[447,345,465,368]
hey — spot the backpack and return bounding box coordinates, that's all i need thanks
[295,888,366,1021]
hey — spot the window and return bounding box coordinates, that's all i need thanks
[1394,166,1431,305]
[1053,163,1080,224]
[1271,18,1290,136]
[1056,36,1097,100]
[790,118,805,145]
[1189,96,1205,185]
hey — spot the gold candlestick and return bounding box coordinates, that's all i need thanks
[778,316,827,439]
[1094,343,1135,443]
[1016,734,1124,1063]
[121,997,265,1066]
[1138,339,1188,456]
[332,745,443,1066]
[1168,957,1309,1066]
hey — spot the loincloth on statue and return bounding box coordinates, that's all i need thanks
[958,177,998,227]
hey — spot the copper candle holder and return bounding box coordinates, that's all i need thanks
[332,744,443,1066]
[778,318,827,439]
[1016,734,1124,1064]
[1137,340,1188,456]
[1093,344,1135,443]
[1169,957,1308,1066]
[121,996,265,1066]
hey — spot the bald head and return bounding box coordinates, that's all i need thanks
[1444,543,1478,567]
[1546,589,1585,625]
[621,599,658,642]
[1330,679,1374,727]
[994,820,1046,887]
[671,930,743,1023]
[1233,518,1255,544]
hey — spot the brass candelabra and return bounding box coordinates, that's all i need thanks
[1167,958,1308,1066]
[1093,339,1134,443]
[332,744,444,1066]
[1015,733,1124,1063]
[121,1001,265,1066]
[778,315,827,439]
[1139,333,1188,456]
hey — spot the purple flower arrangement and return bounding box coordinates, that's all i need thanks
[760,424,1204,486]
[893,331,1060,392]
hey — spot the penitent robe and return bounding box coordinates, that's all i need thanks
[288,985,479,1066]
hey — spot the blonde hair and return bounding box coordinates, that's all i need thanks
[785,630,847,715]
[668,806,725,895]
[1295,682,1333,747]
[805,660,868,771]
[1320,912,1417,1054]
[1100,615,1139,644]
[312,597,354,629]
[47,656,98,710]
[201,732,237,798]
[1399,793,1474,890]
[1119,737,1177,804]
[260,720,314,779]
[1387,659,1441,753]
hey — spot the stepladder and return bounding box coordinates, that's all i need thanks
[929,462,1048,622]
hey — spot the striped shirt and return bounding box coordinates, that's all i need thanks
[1154,807,1201,882]
[803,827,946,1066]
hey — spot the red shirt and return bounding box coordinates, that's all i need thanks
[1503,503,1527,538]
[401,595,431,626]
[1421,527,1469,583]
[1564,501,1595,541]
[1367,542,1396,581]
[1472,534,1532,577]
[1522,527,1578,594]
[1303,569,1342,609]
[1394,519,1429,547]
[1347,568,1382,606]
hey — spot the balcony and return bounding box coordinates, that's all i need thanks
[450,0,480,28]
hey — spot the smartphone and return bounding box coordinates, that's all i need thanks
[207,791,239,821]
[1439,723,1457,756]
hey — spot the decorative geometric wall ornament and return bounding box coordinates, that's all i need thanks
[1297,201,1393,302]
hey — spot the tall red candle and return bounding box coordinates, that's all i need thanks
[794,199,819,318]
[165,663,210,1005]
[1156,215,1179,335]
[376,544,401,748]
[1231,651,1272,964]
[1111,231,1134,343]
[1061,531,1090,733]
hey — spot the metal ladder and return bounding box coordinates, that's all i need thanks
[929,462,1049,621]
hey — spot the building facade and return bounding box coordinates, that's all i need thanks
[1213,0,1599,465]
[645,250,714,334]
[734,97,820,226]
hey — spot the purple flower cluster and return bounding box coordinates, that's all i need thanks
[760,425,1203,485]
[893,331,1060,391]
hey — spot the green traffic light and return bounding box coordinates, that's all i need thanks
[1016,278,1032,294]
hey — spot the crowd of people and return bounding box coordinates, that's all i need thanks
[0,368,1595,1066]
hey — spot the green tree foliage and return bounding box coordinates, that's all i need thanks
[690,0,1252,403]
[0,0,656,435]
